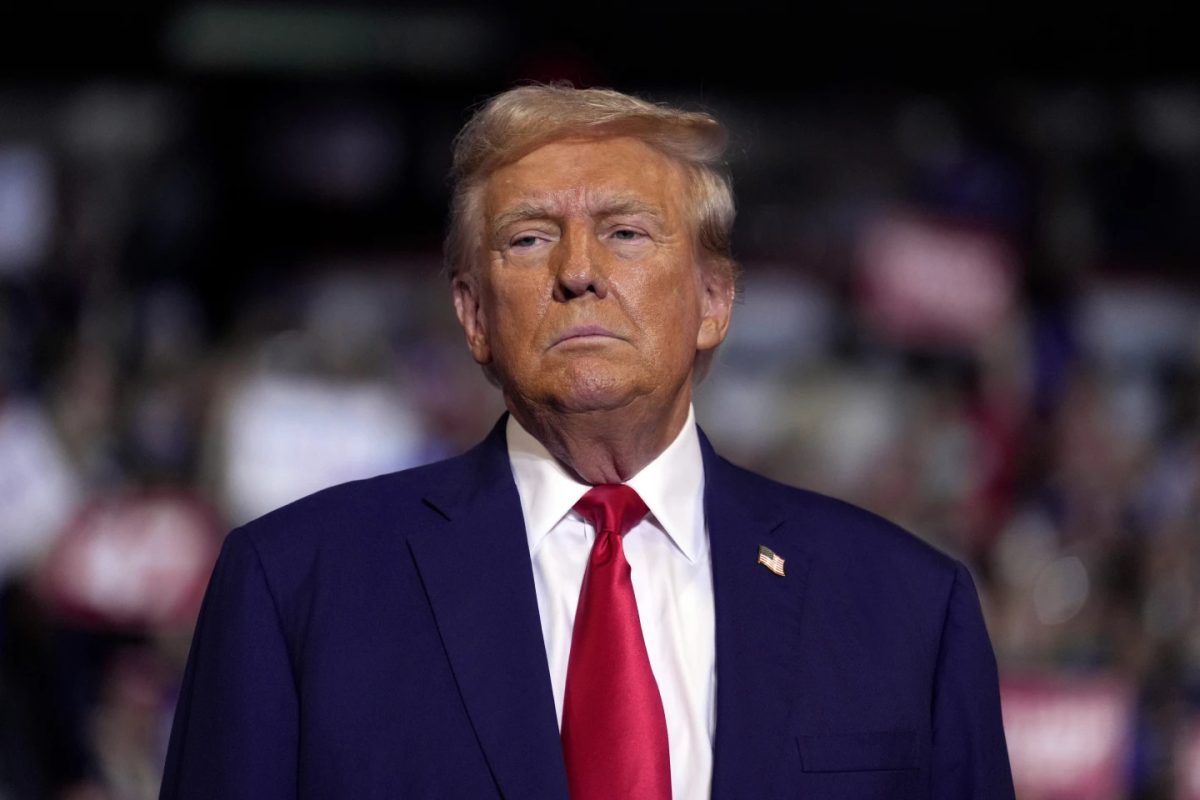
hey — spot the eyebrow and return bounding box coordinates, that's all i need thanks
[490,193,665,236]
[491,202,554,234]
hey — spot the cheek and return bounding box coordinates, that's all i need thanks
[642,263,703,316]
[483,274,549,352]
[631,278,704,358]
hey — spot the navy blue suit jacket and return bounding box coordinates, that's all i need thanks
[161,418,1014,799]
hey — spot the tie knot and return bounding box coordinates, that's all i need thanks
[573,484,650,538]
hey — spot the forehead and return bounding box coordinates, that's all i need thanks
[482,136,689,221]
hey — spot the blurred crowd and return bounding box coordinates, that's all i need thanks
[2,38,1200,800]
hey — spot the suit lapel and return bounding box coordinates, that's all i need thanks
[702,431,813,800]
[408,419,569,800]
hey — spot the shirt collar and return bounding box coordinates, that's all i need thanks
[506,406,707,564]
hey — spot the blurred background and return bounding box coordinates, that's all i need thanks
[1,3,1197,798]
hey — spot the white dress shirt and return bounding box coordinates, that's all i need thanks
[506,408,716,800]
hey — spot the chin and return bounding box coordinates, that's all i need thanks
[547,364,642,414]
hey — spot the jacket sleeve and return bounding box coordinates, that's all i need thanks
[930,562,1016,800]
[160,529,299,799]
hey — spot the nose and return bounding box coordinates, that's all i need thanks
[552,225,608,302]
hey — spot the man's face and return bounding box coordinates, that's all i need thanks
[453,136,733,417]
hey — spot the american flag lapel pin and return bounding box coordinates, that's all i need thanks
[757,545,786,577]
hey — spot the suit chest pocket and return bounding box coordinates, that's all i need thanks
[793,730,924,800]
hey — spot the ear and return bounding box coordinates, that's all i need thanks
[452,273,493,365]
[695,263,735,352]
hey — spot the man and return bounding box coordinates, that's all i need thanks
[161,85,1015,799]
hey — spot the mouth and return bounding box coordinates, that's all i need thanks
[549,325,623,348]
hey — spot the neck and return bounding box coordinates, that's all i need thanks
[507,394,691,485]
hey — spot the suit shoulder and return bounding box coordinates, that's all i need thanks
[235,449,476,554]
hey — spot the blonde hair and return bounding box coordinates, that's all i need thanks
[444,84,738,284]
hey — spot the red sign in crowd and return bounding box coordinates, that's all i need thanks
[39,491,221,632]
[1180,720,1200,800]
[1001,675,1134,800]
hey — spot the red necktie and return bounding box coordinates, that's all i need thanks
[561,484,672,800]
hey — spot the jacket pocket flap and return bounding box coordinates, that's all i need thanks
[797,730,920,772]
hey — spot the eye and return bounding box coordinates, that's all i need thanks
[610,228,645,241]
[510,234,543,249]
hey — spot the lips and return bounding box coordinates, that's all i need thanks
[549,325,622,348]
